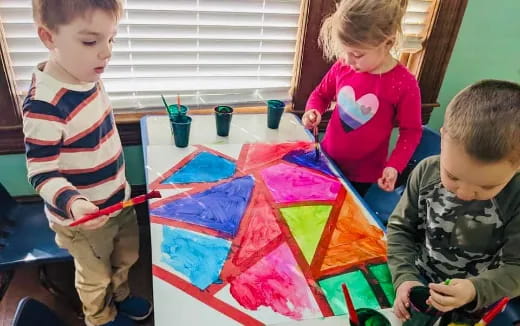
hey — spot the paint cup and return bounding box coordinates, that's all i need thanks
[355,308,391,326]
[167,104,189,118]
[170,115,192,148]
[267,99,285,129]
[214,105,233,137]
[403,286,443,326]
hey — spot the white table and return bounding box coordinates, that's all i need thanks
[140,113,401,326]
[140,113,310,147]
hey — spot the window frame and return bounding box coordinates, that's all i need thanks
[0,0,467,154]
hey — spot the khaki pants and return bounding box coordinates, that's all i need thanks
[50,207,139,326]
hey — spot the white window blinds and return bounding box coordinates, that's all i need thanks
[401,0,435,53]
[0,0,301,110]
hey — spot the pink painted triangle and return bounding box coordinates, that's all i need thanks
[261,163,341,204]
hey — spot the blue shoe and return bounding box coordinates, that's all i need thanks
[100,313,136,326]
[116,296,153,321]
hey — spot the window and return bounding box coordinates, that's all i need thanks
[0,0,302,111]
[0,0,468,153]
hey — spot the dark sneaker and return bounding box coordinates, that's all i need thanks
[99,313,136,326]
[116,296,153,321]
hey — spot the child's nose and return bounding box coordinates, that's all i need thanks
[346,55,355,66]
[99,45,112,60]
[455,188,476,201]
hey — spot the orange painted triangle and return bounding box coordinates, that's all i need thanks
[320,192,387,273]
[240,141,313,172]
[232,192,282,267]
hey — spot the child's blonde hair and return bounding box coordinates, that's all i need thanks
[32,0,123,31]
[444,80,520,164]
[319,0,408,61]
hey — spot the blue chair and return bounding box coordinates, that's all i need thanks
[11,297,69,326]
[364,126,441,226]
[0,182,72,301]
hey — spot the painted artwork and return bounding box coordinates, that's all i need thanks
[148,141,393,325]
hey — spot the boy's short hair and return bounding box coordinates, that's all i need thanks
[444,79,520,164]
[32,0,123,31]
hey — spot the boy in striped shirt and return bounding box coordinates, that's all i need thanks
[22,1,151,325]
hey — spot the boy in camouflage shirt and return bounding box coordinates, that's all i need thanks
[387,80,520,321]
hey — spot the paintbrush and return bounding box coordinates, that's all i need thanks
[161,94,169,112]
[313,126,320,161]
[342,283,359,326]
[474,297,509,326]
[70,191,162,227]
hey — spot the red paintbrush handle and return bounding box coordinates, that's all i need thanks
[342,283,359,325]
[483,297,510,324]
[70,190,161,227]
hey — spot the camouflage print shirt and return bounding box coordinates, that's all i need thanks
[387,156,520,310]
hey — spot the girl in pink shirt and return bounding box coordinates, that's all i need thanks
[302,0,422,196]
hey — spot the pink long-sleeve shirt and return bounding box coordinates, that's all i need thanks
[306,61,423,183]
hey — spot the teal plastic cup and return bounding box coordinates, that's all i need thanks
[214,105,233,136]
[167,104,189,118]
[170,115,192,148]
[267,100,285,129]
[355,308,391,326]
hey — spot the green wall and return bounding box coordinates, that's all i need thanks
[0,146,145,197]
[428,0,520,130]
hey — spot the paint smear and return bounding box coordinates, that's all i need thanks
[321,192,386,272]
[151,176,254,237]
[369,264,396,305]
[230,243,320,320]
[161,226,231,290]
[233,192,282,266]
[261,163,341,203]
[242,142,313,172]
[319,270,380,314]
[162,151,236,184]
[280,205,332,264]
[283,150,334,176]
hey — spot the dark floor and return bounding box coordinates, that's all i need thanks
[0,209,154,326]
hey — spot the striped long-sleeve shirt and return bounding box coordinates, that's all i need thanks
[22,63,130,225]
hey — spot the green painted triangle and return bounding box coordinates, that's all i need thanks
[280,205,332,264]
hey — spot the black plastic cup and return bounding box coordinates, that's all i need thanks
[214,105,233,137]
[403,286,443,326]
[170,115,192,148]
[354,308,391,326]
[267,100,285,129]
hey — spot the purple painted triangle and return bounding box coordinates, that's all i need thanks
[151,176,255,237]
[283,149,334,176]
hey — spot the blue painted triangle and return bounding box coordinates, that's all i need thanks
[162,151,236,184]
[283,150,334,176]
[151,176,255,237]
[161,226,231,290]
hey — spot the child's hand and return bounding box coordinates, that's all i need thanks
[302,109,321,129]
[394,280,423,321]
[378,167,398,192]
[70,199,109,230]
[427,279,476,312]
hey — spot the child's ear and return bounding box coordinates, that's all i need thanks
[37,26,56,50]
[385,37,396,50]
